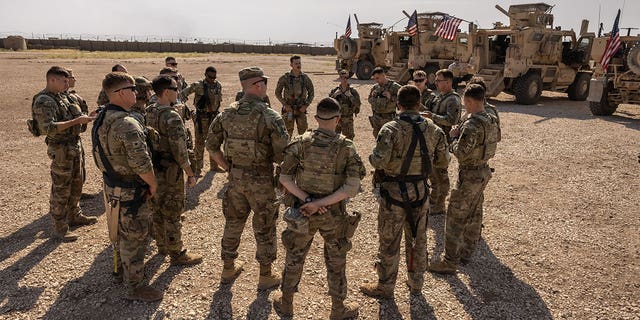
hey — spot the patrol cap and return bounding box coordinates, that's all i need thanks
[339,69,349,76]
[239,66,268,81]
[134,76,152,89]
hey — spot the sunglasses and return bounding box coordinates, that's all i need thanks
[435,79,448,83]
[316,114,340,120]
[206,74,217,79]
[114,85,137,93]
[413,78,426,83]
[167,87,179,91]
[253,78,268,85]
[169,62,178,66]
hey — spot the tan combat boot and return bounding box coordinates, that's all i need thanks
[330,297,359,320]
[427,259,457,274]
[272,290,294,317]
[53,224,78,242]
[220,260,244,283]
[68,213,98,227]
[257,263,281,290]
[406,278,422,295]
[170,250,203,266]
[359,282,394,299]
[125,285,164,302]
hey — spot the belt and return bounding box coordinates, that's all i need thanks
[46,136,80,146]
[459,164,489,170]
[230,163,272,171]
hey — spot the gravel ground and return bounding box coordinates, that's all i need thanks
[0,52,639,320]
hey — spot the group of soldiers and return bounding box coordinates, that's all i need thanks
[29,54,500,319]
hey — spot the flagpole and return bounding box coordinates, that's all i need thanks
[402,10,421,54]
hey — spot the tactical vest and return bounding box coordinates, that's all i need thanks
[195,81,222,113]
[29,91,82,140]
[295,131,347,196]
[283,73,309,105]
[331,87,357,115]
[92,106,136,181]
[370,81,398,114]
[385,118,432,177]
[466,112,499,161]
[223,101,271,167]
[431,91,460,116]
[145,105,176,156]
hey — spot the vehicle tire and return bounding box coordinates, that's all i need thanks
[589,84,618,116]
[424,65,439,90]
[513,72,542,105]
[627,45,640,75]
[340,39,357,60]
[567,72,591,101]
[356,60,375,80]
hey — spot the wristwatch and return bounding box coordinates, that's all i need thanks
[304,196,313,203]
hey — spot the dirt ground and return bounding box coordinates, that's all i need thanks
[0,51,638,320]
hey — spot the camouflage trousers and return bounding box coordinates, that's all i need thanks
[221,168,279,265]
[150,163,185,256]
[444,166,492,264]
[193,111,217,174]
[281,207,351,299]
[104,184,152,293]
[369,112,396,138]
[376,181,428,291]
[47,140,84,232]
[428,167,450,214]
[283,109,308,137]
[336,115,355,140]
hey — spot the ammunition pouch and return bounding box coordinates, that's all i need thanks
[340,211,361,239]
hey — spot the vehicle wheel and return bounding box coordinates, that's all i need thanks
[340,39,357,59]
[356,60,375,80]
[513,72,542,105]
[627,45,640,75]
[567,72,591,101]
[424,65,439,90]
[589,84,618,116]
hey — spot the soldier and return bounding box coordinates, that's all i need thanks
[64,69,90,187]
[181,66,223,176]
[129,76,153,125]
[368,67,401,138]
[206,66,289,289]
[411,70,436,111]
[422,69,461,216]
[428,84,499,274]
[30,66,96,242]
[329,69,361,140]
[360,85,449,298]
[465,77,501,132]
[275,55,315,137]
[165,56,188,91]
[235,90,271,106]
[97,64,128,106]
[147,75,202,266]
[272,97,366,319]
[92,72,163,301]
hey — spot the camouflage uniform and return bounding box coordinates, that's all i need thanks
[369,110,449,292]
[279,129,366,299]
[181,79,223,175]
[97,89,109,106]
[368,80,401,138]
[92,104,154,293]
[66,90,90,184]
[146,103,192,257]
[235,90,271,106]
[419,88,436,112]
[206,94,289,266]
[443,111,499,264]
[329,85,361,140]
[275,72,314,136]
[32,89,87,235]
[428,90,461,214]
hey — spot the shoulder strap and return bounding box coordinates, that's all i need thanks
[397,115,432,179]
[92,105,138,187]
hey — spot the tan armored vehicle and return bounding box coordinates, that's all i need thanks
[386,12,474,87]
[472,3,595,104]
[334,14,389,80]
[587,35,640,115]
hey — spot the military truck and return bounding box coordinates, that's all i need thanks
[587,35,640,115]
[471,3,595,105]
[386,12,474,87]
[333,14,389,80]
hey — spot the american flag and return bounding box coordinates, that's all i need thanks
[600,9,622,72]
[434,15,462,41]
[344,16,352,38]
[407,10,418,36]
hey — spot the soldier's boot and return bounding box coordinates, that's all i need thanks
[272,290,294,317]
[220,260,244,283]
[68,214,98,227]
[427,259,457,274]
[258,263,281,290]
[359,282,394,299]
[405,277,423,295]
[125,285,164,302]
[53,224,78,242]
[330,297,359,320]
[170,250,203,266]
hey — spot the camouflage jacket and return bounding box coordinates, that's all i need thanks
[429,90,461,129]
[419,88,436,112]
[32,88,84,143]
[146,103,191,172]
[329,85,361,116]
[207,94,289,169]
[92,104,153,179]
[275,72,314,107]
[451,111,499,166]
[281,128,366,198]
[368,80,401,114]
[235,91,271,106]
[96,89,109,106]
[370,110,450,177]
[180,79,222,113]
